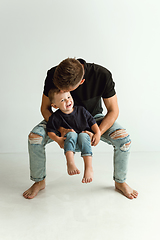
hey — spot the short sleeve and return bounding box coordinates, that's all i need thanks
[46,114,60,133]
[43,67,56,97]
[102,71,116,99]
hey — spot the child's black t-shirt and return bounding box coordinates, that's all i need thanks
[47,106,96,135]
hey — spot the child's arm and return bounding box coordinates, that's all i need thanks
[48,132,66,149]
[91,123,101,146]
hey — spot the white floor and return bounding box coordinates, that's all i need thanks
[0,151,159,240]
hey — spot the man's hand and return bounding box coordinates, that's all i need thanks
[91,132,101,146]
[56,136,66,149]
[82,130,100,146]
[58,127,75,137]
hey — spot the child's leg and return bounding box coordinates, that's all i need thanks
[65,151,80,175]
[82,155,93,183]
[77,133,93,183]
[64,132,80,176]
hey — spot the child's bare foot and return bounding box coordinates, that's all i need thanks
[67,162,80,175]
[115,182,138,199]
[82,167,93,183]
[23,179,45,199]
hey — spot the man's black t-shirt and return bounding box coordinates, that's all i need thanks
[47,106,96,134]
[43,59,116,116]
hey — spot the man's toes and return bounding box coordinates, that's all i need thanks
[135,191,138,196]
[129,195,134,199]
[132,191,138,198]
[23,192,29,199]
[28,193,36,199]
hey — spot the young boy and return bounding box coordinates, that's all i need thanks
[47,88,101,183]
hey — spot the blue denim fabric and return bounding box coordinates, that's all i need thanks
[64,132,92,157]
[28,116,131,183]
[28,120,53,182]
[94,114,131,183]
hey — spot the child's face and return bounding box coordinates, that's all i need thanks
[52,92,74,114]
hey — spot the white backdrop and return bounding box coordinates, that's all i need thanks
[0,0,160,153]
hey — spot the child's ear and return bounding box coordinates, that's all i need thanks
[51,103,58,109]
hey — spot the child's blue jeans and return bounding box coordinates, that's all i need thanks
[28,114,131,183]
[64,132,92,157]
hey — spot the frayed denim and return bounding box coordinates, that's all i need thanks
[28,115,131,183]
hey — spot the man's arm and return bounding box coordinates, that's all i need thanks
[99,94,119,135]
[40,94,53,122]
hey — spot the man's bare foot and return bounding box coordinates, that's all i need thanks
[115,182,138,199]
[82,167,93,183]
[67,162,80,175]
[23,179,45,199]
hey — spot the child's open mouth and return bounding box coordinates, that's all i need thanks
[66,103,72,108]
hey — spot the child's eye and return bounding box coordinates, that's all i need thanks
[68,96,70,99]
[61,99,64,102]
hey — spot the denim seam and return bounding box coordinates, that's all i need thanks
[64,149,76,154]
[30,175,46,182]
[81,153,92,157]
[113,176,126,183]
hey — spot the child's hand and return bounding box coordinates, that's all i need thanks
[57,136,66,149]
[91,132,101,146]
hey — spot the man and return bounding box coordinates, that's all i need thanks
[23,58,138,200]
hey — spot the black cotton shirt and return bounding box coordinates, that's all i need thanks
[43,59,116,116]
[47,106,96,134]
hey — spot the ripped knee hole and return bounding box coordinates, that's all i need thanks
[109,129,131,151]
[28,133,43,144]
[120,141,131,151]
[109,129,129,140]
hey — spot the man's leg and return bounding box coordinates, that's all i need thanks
[23,120,53,199]
[95,116,138,199]
[64,132,80,175]
[77,133,93,183]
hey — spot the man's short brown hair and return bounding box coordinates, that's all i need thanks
[53,58,84,90]
[48,87,60,103]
